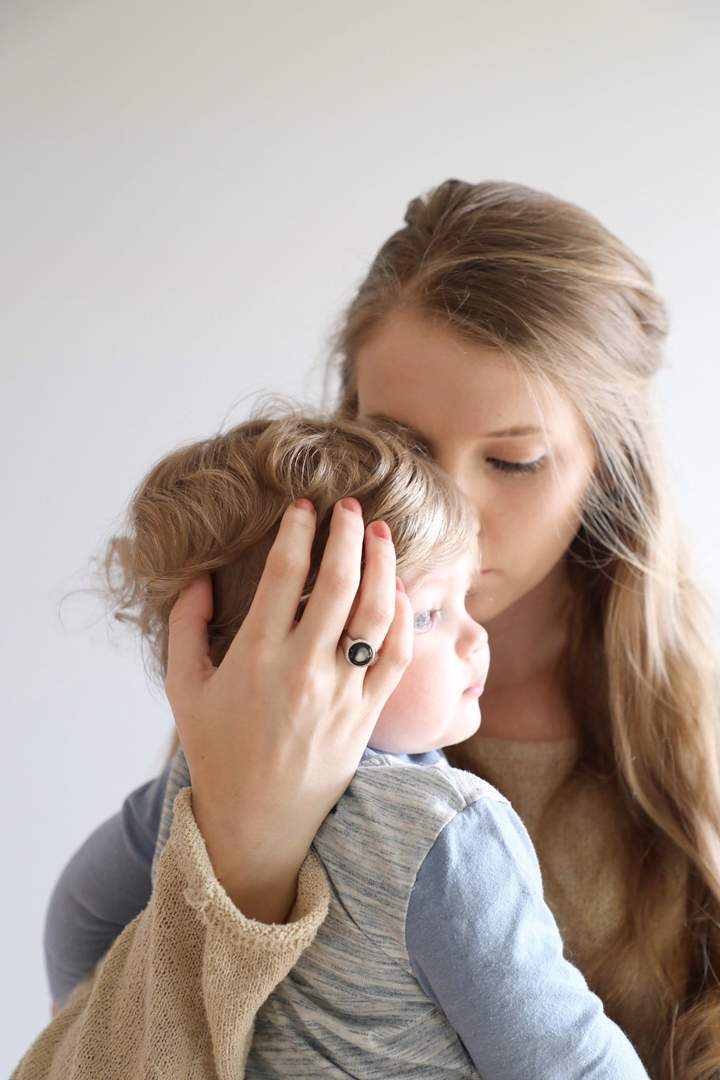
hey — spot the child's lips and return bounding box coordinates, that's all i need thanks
[465,653,490,695]
[464,680,486,696]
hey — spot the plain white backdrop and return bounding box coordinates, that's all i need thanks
[2,0,719,1070]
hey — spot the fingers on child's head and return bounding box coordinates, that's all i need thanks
[172,575,213,622]
[364,582,414,699]
[165,578,215,695]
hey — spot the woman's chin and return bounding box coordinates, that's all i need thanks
[467,577,508,624]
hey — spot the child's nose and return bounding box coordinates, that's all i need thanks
[460,619,489,656]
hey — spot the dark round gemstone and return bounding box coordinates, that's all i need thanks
[348,641,374,666]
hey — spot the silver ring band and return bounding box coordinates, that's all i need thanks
[341,633,378,668]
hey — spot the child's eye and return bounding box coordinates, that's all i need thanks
[414,609,441,634]
[487,456,546,475]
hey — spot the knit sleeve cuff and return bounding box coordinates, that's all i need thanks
[165,786,331,953]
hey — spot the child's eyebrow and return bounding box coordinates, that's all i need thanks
[407,559,482,593]
[404,569,445,592]
[405,573,436,591]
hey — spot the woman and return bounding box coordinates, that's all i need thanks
[23,179,720,1079]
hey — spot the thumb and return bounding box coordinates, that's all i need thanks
[165,575,215,696]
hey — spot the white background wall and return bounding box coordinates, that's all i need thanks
[2,0,719,1069]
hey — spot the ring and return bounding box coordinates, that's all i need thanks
[341,633,378,668]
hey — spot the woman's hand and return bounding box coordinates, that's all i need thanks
[164,497,413,923]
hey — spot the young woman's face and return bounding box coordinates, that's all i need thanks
[355,309,596,625]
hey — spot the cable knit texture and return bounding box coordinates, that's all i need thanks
[12,788,331,1079]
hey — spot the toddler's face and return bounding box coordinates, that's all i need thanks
[369,547,489,754]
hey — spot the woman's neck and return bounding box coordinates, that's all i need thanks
[477,564,580,741]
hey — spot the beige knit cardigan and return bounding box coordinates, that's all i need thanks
[11,788,331,1079]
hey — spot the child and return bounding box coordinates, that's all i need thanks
[42,409,648,1078]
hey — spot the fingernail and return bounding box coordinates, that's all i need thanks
[370,520,391,540]
[396,577,405,593]
[294,498,315,514]
[340,497,362,515]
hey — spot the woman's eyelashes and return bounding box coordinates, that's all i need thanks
[487,455,547,475]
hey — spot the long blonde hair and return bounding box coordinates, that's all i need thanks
[328,179,720,1078]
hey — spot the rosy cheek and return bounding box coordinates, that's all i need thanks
[405,663,445,702]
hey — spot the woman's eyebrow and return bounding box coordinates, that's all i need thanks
[484,425,544,438]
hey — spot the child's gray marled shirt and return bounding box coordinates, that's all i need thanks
[153,746,648,1079]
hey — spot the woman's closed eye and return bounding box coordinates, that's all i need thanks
[487,455,547,475]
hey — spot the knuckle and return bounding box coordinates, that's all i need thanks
[167,605,190,630]
[268,547,309,581]
[397,645,413,669]
[286,665,323,706]
[363,603,394,629]
[388,639,413,670]
[249,642,274,671]
[323,564,358,595]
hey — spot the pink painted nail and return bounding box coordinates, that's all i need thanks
[370,520,391,540]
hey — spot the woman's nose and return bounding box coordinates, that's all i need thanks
[435,455,487,521]
[432,442,465,480]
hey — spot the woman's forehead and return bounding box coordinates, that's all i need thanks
[354,311,575,443]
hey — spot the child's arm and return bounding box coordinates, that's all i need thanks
[13,787,330,1079]
[406,798,649,1080]
[43,763,171,1012]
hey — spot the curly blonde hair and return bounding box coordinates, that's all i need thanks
[327,178,720,1078]
[102,407,476,684]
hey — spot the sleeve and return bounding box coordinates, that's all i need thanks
[13,787,331,1080]
[43,764,171,1008]
[405,799,649,1080]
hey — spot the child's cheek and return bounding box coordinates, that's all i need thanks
[370,650,452,752]
[368,662,436,752]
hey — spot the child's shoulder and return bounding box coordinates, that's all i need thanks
[351,746,509,820]
[312,747,517,918]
